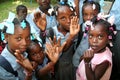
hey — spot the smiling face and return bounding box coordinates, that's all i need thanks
[5,24,31,54]
[28,42,45,64]
[57,5,74,32]
[88,24,109,53]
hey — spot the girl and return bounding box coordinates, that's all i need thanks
[26,39,66,80]
[26,40,55,80]
[34,1,80,80]
[73,0,101,68]
[76,15,116,80]
[0,14,34,80]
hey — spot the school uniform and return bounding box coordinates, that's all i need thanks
[0,45,36,80]
[46,26,77,80]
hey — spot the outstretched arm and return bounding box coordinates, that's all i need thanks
[63,16,80,51]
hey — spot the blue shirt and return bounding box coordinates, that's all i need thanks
[27,7,57,34]
[72,23,89,67]
[0,46,36,80]
[109,0,120,30]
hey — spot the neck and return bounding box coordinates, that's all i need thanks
[39,5,51,14]
[58,25,68,36]
[96,47,106,53]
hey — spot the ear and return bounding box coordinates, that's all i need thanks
[4,33,9,42]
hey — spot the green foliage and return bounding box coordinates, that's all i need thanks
[0,0,38,22]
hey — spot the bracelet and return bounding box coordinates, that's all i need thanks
[85,62,91,67]
[41,30,47,37]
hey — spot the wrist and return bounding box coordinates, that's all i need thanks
[41,30,47,37]
[24,70,33,77]
[85,62,91,67]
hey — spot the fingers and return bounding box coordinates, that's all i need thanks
[14,50,24,62]
[34,12,41,20]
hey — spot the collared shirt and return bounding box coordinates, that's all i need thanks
[72,24,89,67]
[26,7,57,35]
[0,46,36,80]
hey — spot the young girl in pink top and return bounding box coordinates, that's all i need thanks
[76,13,116,80]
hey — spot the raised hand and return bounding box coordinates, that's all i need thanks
[83,49,94,63]
[33,12,47,31]
[14,50,33,72]
[70,16,80,37]
[45,37,66,63]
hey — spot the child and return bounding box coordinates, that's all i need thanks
[34,1,80,80]
[73,1,101,68]
[16,5,27,22]
[76,15,116,80]
[27,0,57,35]
[0,13,35,80]
[27,40,54,80]
[26,38,66,80]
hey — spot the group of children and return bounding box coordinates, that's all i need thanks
[0,0,118,80]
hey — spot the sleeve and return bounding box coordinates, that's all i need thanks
[0,66,19,80]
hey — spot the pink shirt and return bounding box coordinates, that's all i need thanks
[76,47,112,80]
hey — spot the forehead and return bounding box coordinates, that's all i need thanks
[83,5,94,12]
[57,6,73,16]
[14,24,30,34]
[89,24,107,33]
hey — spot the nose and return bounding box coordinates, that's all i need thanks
[22,39,27,46]
[67,18,71,23]
[87,15,92,21]
[93,37,98,43]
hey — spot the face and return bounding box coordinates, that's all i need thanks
[57,6,74,31]
[5,25,31,54]
[88,24,108,53]
[83,5,98,22]
[28,43,45,64]
[17,8,27,21]
[37,0,50,9]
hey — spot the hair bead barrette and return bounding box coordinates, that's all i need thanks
[20,20,26,29]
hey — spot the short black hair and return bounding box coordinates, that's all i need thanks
[16,5,27,14]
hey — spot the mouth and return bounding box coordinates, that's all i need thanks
[91,45,98,50]
[20,48,27,52]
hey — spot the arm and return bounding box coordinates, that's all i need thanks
[33,12,47,44]
[36,61,54,78]
[83,50,110,80]
[63,16,80,51]
[14,50,33,80]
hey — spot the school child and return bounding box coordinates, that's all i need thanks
[73,0,101,68]
[109,0,120,79]
[27,0,57,36]
[26,40,55,80]
[76,14,116,80]
[0,13,35,80]
[26,38,66,80]
[34,1,80,80]
[16,5,27,21]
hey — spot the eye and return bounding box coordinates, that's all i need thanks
[89,34,93,39]
[98,35,103,39]
[26,36,30,41]
[16,37,22,41]
[61,17,66,21]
